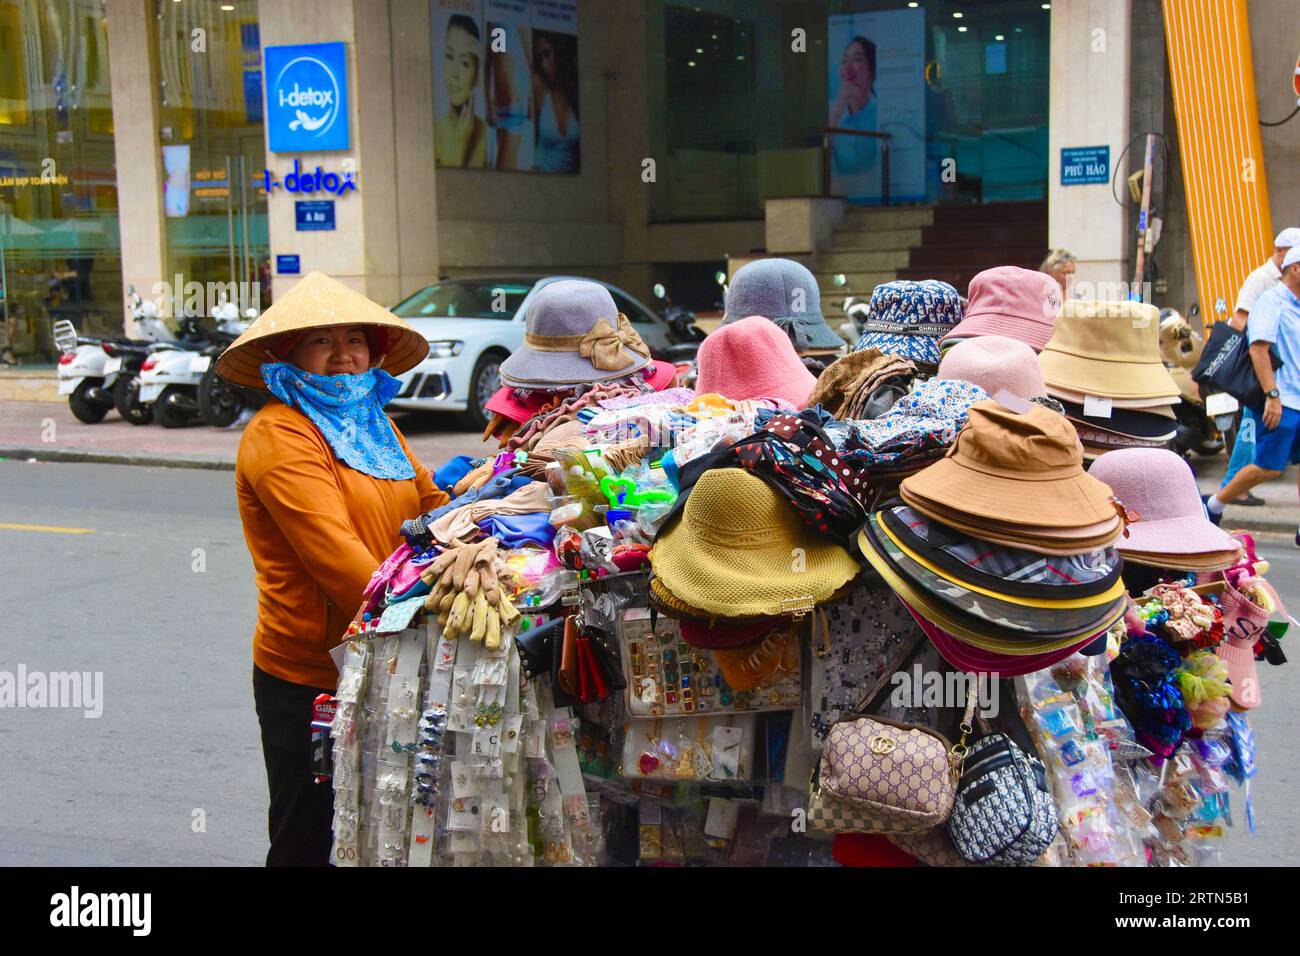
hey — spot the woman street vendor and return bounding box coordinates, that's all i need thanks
[216,271,448,866]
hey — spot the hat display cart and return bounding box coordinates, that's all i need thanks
[315,268,1282,870]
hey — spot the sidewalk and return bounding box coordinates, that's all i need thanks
[0,366,59,403]
[0,400,491,471]
[1189,454,1297,538]
[3,399,1295,536]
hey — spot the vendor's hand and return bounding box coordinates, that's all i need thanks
[1263,396,1283,430]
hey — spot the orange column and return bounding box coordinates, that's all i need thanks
[1162,0,1273,325]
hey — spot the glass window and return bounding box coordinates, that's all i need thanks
[645,0,1051,221]
[391,280,532,319]
[153,0,268,316]
[0,0,121,360]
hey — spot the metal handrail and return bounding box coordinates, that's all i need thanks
[822,127,892,206]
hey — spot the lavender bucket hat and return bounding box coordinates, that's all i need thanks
[499,279,652,388]
[721,258,845,352]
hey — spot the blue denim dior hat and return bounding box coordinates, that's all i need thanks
[722,258,845,352]
[854,280,963,367]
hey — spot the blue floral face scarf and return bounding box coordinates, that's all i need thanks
[261,363,416,480]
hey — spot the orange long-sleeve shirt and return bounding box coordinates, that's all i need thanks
[236,401,449,688]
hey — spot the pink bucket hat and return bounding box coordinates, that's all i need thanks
[485,359,679,424]
[696,315,816,407]
[1087,448,1241,560]
[940,266,1062,353]
[936,335,1047,399]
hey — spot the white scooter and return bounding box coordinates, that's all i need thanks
[55,319,115,423]
[136,317,209,429]
[53,289,179,423]
[137,300,248,428]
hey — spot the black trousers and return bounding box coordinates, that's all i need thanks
[253,665,336,867]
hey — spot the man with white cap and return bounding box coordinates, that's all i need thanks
[1216,226,1300,505]
[1207,243,1300,546]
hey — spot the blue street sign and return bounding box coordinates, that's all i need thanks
[1061,147,1110,186]
[276,254,301,275]
[295,201,335,231]
[265,42,350,152]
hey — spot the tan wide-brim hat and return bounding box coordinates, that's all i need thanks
[1038,299,1181,400]
[216,271,429,389]
[900,400,1120,531]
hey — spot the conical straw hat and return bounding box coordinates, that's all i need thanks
[216,271,429,389]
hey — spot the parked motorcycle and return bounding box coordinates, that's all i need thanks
[841,295,871,344]
[196,304,264,427]
[653,283,707,388]
[136,311,211,429]
[110,291,179,426]
[54,319,115,423]
[1159,306,1230,458]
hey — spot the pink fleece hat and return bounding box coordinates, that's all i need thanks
[1087,448,1241,559]
[484,359,680,424]
[937,335,1047,399]
[940,266,1062,353]
[696,316,816,407]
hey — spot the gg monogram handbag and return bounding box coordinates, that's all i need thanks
[809,693,977,835]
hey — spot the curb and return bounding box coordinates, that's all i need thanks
[0,446,235,472]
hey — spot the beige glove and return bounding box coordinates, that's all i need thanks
[419,538,519,643]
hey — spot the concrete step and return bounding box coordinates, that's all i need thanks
[826,226,925,252]
[920,221,1048,247]
[931,200,1047,225]
[0,367,60,403]
[817,248,912,273]
[841,206,936,229]
[818,273,898,317]
[907,244,1046,271]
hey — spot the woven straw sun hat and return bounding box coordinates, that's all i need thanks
[215,271,428,389]
[649,468,859,618]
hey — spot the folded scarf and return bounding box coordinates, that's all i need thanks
[430,480,552,546]
[477,510,556,549]
[261,363,415,479]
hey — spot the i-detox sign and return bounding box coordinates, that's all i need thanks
[265,42,350,152]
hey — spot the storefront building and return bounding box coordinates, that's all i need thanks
[0,0,1295,359]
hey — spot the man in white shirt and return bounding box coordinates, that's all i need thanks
[1206,245,1300,546]
[1215,227,1300,506]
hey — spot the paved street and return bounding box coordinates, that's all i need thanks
[0,458,1296,866]
[0,400,491,470]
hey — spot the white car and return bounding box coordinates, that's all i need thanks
[388,275,678,429]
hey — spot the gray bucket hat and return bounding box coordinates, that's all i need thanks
[722,258,845,352]
[500,279,652,388]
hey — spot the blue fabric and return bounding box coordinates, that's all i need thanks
[433,455,480,492]
[1220,406,1257,488]
[261,363,414,480]
[419,469,532,525]
[1252,406,1300,472]
[1248,283,1300,411]
[477,511,556,549]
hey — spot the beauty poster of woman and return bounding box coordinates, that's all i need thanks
[484,0,535,170]
[827,8,925,204]
[434,1,489,168]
